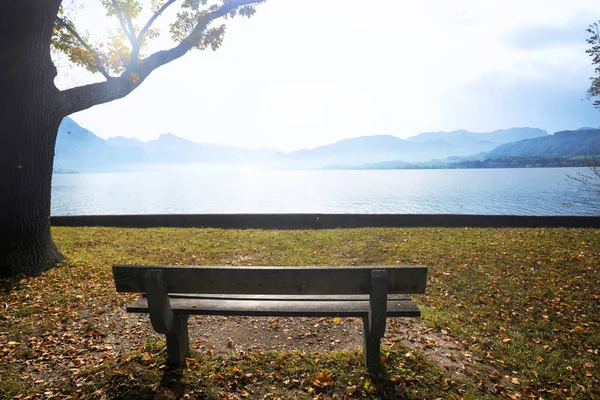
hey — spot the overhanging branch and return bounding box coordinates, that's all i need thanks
[59,0,264,116]
[140,0,263,71]
[185,0,264,50]
[58,74,140,116]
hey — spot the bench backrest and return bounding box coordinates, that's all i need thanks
[113,265,428,295]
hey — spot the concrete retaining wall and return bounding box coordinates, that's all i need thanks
[50,214,600,229]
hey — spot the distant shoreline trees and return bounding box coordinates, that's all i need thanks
[356,156,600,171]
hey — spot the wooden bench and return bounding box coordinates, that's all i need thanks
[112,265,428,373]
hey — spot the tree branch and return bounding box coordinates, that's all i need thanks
[122,3,137,43]
[56,16,112,80]
[138,0,177,42]
[134,0,263,78]
[132,0,178,62]
[111,0,138,47]
[59,0,264,116]
[184,0,263,50]
[58,73,140,116]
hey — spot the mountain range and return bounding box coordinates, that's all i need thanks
[54,118,278,172]
[486,128,600,158]
[53,117,600,172]
[280,127,550,168]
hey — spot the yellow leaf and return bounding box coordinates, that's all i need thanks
[488,370,500,381]
[333,317,341,324]
[212,373,225,381]
[313,372,333,388]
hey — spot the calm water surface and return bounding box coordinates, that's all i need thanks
[50,167,598,216]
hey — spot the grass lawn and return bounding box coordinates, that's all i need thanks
[0,227,598,399]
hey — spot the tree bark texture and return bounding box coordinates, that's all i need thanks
[0,0,65,277]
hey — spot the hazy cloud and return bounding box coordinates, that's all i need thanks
[438,69,600,134]
[506,21,590,51]
[69,0,600,151]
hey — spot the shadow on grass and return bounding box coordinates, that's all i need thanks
[0,277,25,296]
[155,367,186,399]
[104,365,187,400]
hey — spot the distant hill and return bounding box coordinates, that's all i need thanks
[54,117,280,172]
[404,127,549,158]
[407,127,548,144]
[279,135,421,168]
[485,129,600,159]
[54,117,125,172]
[105,136,144,147]
[138,133,201,163]
[131,133,278,164]
[277,127,549,168]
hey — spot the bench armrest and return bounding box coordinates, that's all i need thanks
[145,269,175,334]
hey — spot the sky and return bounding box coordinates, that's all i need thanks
[57,0,600,152]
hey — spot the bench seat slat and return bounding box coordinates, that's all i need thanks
[127,297,421,317]
[164,293,412,301]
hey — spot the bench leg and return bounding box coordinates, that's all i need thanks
[165,315,189,367]
[362,270,388,374]
[362,316,383,373]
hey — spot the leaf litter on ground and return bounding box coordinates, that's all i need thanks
[0,227,598,399]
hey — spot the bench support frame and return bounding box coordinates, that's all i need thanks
[165,315,189,366]
[140,267,407,372]
[145,269,190,365]
[362,270,388,372]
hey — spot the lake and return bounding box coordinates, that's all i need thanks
[50,167,599,216]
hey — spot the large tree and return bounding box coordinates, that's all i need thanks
[0,0,264,277]
[573,21,600,207]
[586,22,600,109]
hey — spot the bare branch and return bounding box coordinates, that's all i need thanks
[55,16,112,80]
[566,157,600,209]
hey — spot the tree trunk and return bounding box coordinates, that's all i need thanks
[0,0,65,277]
